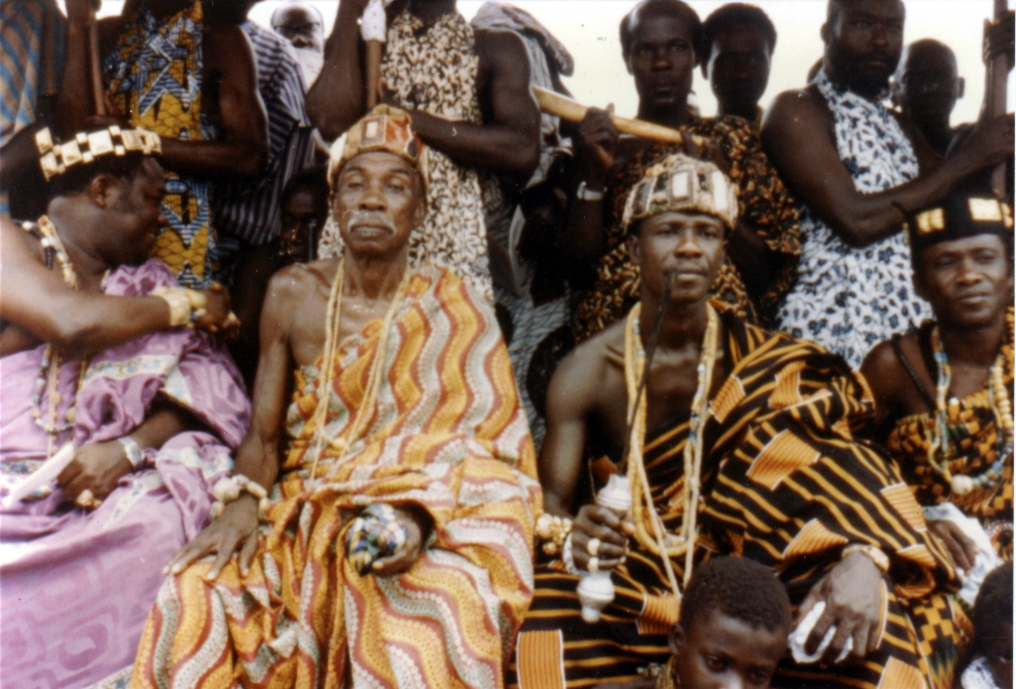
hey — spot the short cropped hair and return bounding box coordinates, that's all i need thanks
[973,561,1013,647]
[284,165,329,204]
[679,557,792,633]
[702,4,777,56]
[620,0,702,61]
[48,151,149,200]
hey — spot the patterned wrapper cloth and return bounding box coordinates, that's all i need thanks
[103,0,219,288]
[512,305,966,689]
[131,265,542,689]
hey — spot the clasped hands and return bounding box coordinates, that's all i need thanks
[570,504,884,665]
[165,498,430,582]
[57,440,134,508]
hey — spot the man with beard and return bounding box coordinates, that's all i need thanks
[700,3,777,131]
[511,152,961,689]
[271,1,325,87]
[567,0,800,340]
[764,0,1014,369]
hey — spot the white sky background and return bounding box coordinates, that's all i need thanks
[89,0,1015,126]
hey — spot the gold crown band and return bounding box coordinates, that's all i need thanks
[913,198,1014,235]
[36,126,162,182]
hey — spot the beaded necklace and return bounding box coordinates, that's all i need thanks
[928,325,1014,496]
[306,258,410,480]
[29,217,91,458]
[624,302,720,597]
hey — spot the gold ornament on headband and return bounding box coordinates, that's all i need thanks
[36,126,162,182]
[621,153,739,234]
[327,105,428,191]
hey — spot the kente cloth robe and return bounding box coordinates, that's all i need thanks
[887,308,1014,559]
[512,307,964,689]
[0,259,251,689]
[131,265,541,689]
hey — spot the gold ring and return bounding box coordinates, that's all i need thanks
[587,537,601,557]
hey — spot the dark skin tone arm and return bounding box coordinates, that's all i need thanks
[56,400,205,503]
[308,0,540,183]
[59,0,268,178]
[761,87,1014,249]
[0,217,235,357]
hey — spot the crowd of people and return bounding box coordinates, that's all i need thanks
[0,0,1012,688]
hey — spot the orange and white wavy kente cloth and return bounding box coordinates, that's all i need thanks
[131,265,541,689]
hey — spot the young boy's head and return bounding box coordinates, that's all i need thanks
[670,557,792,689]
[972,561,1013,689]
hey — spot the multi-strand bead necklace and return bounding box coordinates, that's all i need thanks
[927,326,1013,497]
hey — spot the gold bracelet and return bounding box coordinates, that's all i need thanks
[842,543,890,574]
[152,287,193,327]
[535,513,573,557]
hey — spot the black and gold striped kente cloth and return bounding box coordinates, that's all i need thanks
[510,308,964,689]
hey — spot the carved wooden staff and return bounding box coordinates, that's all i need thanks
[89,0,106,116]
[986,0,1010,198]
[532,85,691,145]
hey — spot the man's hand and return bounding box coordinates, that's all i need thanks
[57,441,132,503]
[577,107,620,176]
[947,113,1016,174]
[369,505,429,577]
[164,495,260,580]
[796,551,884,664]
[927,518,980,571]
[984,10,1015,71]
[192,283,241,337]
[571,504,632,572]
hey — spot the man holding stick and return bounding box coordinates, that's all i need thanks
[512,152,963,689]
[567,0,800,341]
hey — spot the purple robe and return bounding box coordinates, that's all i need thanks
[0,260,251,689]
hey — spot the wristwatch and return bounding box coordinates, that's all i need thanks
[576,181,604,202]
[119,436,146,470]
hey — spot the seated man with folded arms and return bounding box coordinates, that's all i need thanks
[512,154,962,689]
[0,127,251,689]
[131,106,541,689]
[862,192,1013,562]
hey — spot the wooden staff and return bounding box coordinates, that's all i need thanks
[985,0,1010,198]
[89,1,106,116]
[365,41,383,109]
[532,85,686,144]
[361,0,388,110]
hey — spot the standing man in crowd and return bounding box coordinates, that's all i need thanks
[764,0,1013,368]
[57,0,269,289]
[307,0,541,303]
[271,1,325,88]
[894,39,966,161]
[568,0,800,341]
[700,3,777,130]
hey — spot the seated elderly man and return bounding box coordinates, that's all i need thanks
[0,127,250,688]
[131,106,541,689]
[512,154,962,689]
[863,191,1013,562]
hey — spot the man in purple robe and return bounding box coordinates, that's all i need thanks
[0,127,251,689]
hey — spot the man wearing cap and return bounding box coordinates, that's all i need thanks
[862,192,1013,563]
[131,106,541,689]
[0,126,250,688]
[512,153,962,689]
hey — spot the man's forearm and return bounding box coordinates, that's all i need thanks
[128,404,198,450]
[56,19,97,135]
[232,433,281,491]
[306,5,366,140]
[157,138,267,179]
[409,111,539,179]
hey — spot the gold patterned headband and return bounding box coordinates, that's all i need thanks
[621,153,739,234]
[906,193,1014,256]
[36,126,163,182]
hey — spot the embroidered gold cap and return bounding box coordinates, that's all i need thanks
[36,126,162,181]
[327,105,428,190]
[621,153,739,235]
[905,191,1013,255]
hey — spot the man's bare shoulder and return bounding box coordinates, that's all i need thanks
[203,21,256,74]
[473,27,529,70]
[860,335,912,404]
[264,259,337,309]
[762,85,830,137]
[550,320,625,406]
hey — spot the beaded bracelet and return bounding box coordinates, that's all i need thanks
[210,475,271,519]
[842,543,890,574]
[118,436,147,470]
